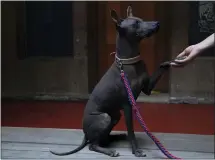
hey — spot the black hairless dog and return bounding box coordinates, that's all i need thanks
[50,6,171,157]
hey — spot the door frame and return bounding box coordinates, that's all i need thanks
[87,2,107,93]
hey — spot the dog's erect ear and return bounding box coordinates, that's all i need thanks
[110,9,119,24]
[110,9,125,34]
[127,5,133,17]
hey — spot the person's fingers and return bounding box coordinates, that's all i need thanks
[170,62,186,67]
[176,45,194,59]
[171,45,200,68]
[174,56,192,64]
[170,62,179,67]
[174,48,199,64]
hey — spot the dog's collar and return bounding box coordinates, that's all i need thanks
[115,54,141,65]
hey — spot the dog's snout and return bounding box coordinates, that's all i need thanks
[153,22,159,27]
[156,22,159,26]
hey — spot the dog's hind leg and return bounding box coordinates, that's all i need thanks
[89,143,119,157]
[123,104,146,157]
[99,111,127,147]
[87,113,120,157]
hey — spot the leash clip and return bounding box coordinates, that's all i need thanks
[114,53,124,72]
[118,61,124,72]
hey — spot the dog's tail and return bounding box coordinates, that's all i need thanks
[49,135,88,156]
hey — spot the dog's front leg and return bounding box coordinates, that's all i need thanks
[142,62,170,95]
[123,104,146,157]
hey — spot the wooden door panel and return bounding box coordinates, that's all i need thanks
[106,2,121,68]
[97,2,108,79]
[107,2,120,45]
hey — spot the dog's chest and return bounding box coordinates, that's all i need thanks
[123,65,148,98]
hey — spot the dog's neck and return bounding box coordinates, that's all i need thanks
[116,35,140,59]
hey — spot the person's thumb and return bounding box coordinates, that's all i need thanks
[176,50,186,59]
[176,45,195,58]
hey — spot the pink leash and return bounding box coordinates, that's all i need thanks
[120,70,182,159]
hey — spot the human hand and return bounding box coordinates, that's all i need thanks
[170,45,202,67]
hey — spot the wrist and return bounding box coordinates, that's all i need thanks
[196,33,214,52]
[195,43,205,53]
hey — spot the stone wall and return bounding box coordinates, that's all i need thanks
[169,2,214,104]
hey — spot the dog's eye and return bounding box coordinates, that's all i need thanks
[134,21,140,29]
[136,21,140,26]
[133,21,140,28]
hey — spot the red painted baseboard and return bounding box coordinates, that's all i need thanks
[1,100,214,135]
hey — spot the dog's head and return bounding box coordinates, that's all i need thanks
[110,6,160,42]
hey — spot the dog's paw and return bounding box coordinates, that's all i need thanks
[134,149,147,157]
[160,61,171,69]
[110,150,120,157]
